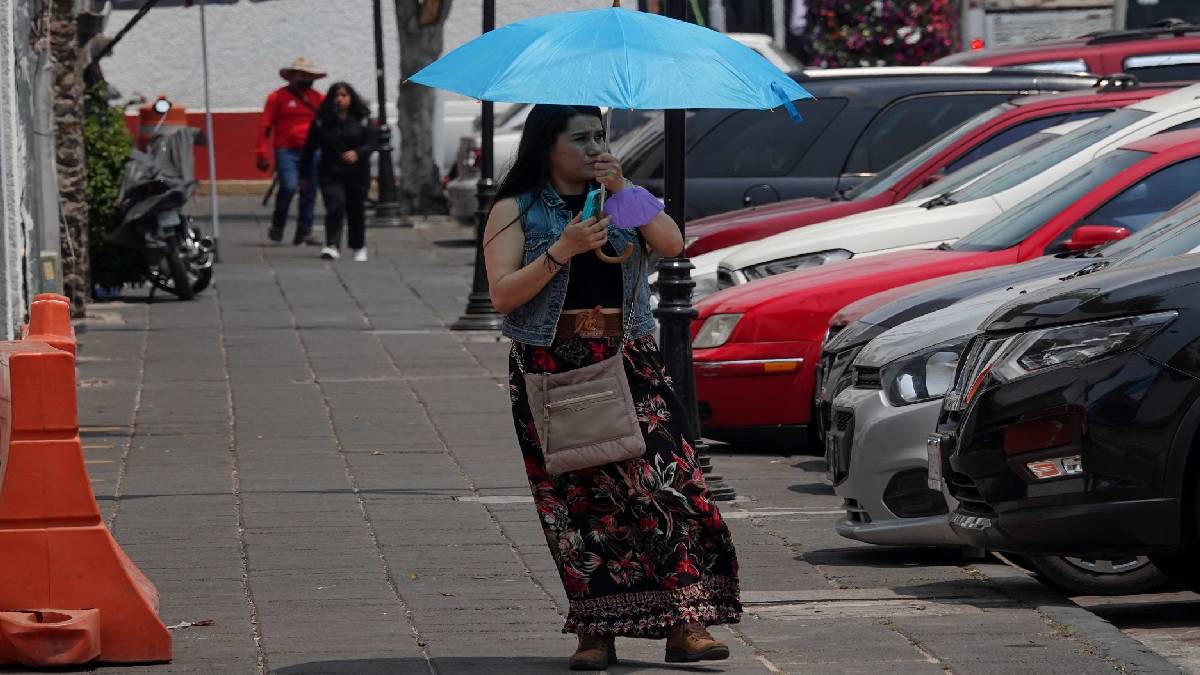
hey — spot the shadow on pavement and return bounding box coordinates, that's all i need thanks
[791,458,825,472]
[801,545,972,568]
[787,481,834,496]
[1085,595,1200,628]
[272,658,726,674]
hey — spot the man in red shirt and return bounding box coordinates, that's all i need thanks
[257,58,326,244]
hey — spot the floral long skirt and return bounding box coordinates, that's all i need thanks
[509,334,741,638]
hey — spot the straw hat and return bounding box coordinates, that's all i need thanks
[279,57,327,80]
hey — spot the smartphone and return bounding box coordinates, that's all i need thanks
[580,187,603,221]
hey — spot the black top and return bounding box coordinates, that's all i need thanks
[559,193,623,310]
[300,113,379,181]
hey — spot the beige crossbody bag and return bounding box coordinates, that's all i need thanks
[523,250,646,475]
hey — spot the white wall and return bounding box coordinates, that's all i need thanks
[102,0,592,112]
[0,0,37,338]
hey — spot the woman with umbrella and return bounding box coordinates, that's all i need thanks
[484,104,740,670]
[411,5,811,668]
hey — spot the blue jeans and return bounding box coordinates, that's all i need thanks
[272,148,319,238]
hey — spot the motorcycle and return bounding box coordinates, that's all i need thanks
[109,99,214,300]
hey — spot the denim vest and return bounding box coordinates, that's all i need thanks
[501,186,657,347]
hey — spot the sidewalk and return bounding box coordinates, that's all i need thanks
[45,196,1185,674]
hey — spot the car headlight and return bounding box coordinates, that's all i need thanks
[693,313,743,349]
[880,339,967,406]
[992,311,1177,381]
[742,249,853,280]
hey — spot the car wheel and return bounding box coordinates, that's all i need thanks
[1021,555,1167,596]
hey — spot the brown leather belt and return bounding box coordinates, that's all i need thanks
[556,306,623,339]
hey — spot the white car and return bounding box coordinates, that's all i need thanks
[703,82,1200,296]
[677,118,1087,298]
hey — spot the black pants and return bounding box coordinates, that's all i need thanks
[320,174,368,250]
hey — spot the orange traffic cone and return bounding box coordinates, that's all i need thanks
[0,295,171,666]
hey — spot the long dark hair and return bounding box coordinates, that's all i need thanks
[485,104,603,247]
[318,81,371,122]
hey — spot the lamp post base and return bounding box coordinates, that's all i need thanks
[370,200,409,228]
[451,292,503,331]
[695,447,736,501]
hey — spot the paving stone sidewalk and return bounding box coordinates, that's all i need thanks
[21,196,1187,674]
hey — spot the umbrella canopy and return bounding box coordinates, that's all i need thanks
[409,7,812,117]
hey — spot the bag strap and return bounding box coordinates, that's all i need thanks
[619,231,646,348]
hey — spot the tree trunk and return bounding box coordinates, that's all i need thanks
[395,0,451,215]
[49,0,88,316]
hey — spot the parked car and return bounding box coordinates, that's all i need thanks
[674,117,1090,300]
[936,22,1200,83]
[703,82,1200,298]
[684,79,1169,256]
[612,67,1096,220]
[931,249,1200,592]
[824,206,1200,594]
[690,128,1200,449]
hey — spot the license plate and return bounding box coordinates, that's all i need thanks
[927,433,946,490]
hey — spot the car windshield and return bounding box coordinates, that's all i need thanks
[907,131,1057,202]
[947,108,1152,203]
[951,149,1150,252]
[843,104,1015,201]
[1110,193,1200,263]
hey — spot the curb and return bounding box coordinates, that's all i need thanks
[975,561,1181,674]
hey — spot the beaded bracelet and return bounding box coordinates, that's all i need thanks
[544,249,566,270]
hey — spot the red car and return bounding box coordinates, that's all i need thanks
[936,23,1200,83]
[689,129,1200,448]
[684,83,1175,257]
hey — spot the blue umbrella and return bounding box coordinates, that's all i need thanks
[409,5,812,118]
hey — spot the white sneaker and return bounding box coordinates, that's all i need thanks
[320,246,340,260]
[352,248,368,262]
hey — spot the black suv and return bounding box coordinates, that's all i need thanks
[931,251,1200,590]
[613,67,1097,219]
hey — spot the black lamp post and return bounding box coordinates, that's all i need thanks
[371,0,405,227]
[655,0,735,500]
[450,0,503,330]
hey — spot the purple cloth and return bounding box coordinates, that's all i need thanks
[603,185,663,230]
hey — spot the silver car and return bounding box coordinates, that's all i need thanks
[826,203,1200,594]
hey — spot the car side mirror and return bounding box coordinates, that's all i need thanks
[1063,224,1131,252]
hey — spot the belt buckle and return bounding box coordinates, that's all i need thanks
[573,307,605,338]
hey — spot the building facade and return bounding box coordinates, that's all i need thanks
[0,0,59,337]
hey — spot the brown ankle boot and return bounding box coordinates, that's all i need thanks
[569,634,617,671]
[665,622,730,663]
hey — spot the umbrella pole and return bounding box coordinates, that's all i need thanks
[655,0,735,501]
[199,0,220,261]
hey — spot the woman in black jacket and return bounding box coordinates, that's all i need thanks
[300,82,378,261]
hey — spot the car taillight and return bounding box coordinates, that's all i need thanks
[970,38,985,50]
